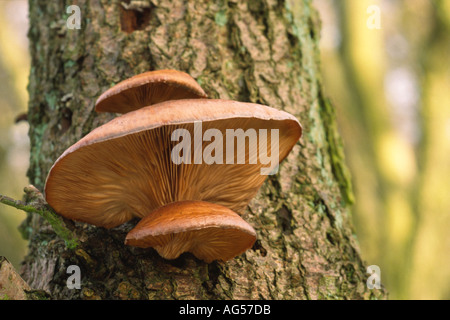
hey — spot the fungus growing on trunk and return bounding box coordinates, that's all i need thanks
[46,70,303,262]
[95,70,207,113]
[44,99,301,230]
[125,200,257,263]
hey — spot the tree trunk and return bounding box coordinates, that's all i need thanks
[20,0,387,300]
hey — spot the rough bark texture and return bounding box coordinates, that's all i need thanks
[20,0,387,300]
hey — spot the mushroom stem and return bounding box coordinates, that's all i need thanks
[153,235,193,260]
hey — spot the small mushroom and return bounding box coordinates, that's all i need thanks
[44,99,302,229]
[125,200,257,263]
[95,69,208,113]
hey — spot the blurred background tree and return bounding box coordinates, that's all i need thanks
[0,0,448,299]
[315,0,450,299]
[0,0,29,269]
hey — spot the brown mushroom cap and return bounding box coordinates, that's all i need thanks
[45,99,302,228]
[95,69,208,113]
[125,200,256,262]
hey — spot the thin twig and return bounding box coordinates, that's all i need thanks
[0,185,79,250]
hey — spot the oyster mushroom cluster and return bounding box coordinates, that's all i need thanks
[44,70,302,263]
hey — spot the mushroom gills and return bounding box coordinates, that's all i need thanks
[45,99,301,229]
[125,200,256,263]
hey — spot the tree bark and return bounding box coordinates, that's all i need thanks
[20,0,387,300]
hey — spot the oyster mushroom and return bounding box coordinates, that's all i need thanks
[125,200,257,263]
[95,69,207,113]
[45,99,302,229]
